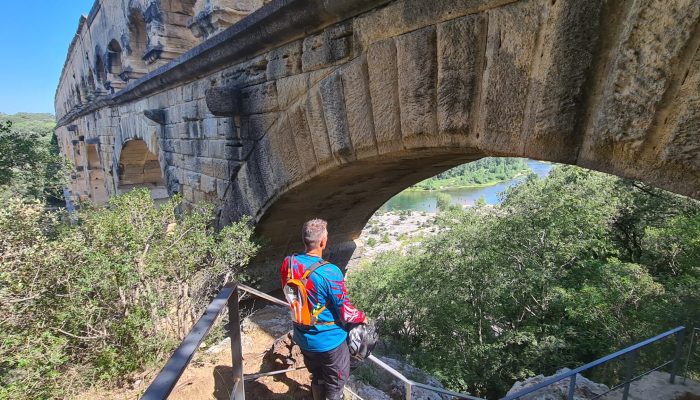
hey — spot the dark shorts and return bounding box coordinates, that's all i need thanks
[301,341,350,400]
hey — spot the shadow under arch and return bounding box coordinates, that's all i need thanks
[117,138,169,200]
[242,146,485,290]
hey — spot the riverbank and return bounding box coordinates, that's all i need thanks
[406,168,531,192]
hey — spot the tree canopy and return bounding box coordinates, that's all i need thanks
[349,166,700,397]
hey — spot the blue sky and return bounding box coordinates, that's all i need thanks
[0,1,95,115]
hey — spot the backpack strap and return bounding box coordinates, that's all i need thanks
[301,259,334,325]
[302,260,330,279]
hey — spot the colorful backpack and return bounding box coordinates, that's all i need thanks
[283,255,332,326]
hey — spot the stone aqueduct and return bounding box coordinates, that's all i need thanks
[56,0,700,288]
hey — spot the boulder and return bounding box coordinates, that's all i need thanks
[506,368,609,400]
[260,330,306,372]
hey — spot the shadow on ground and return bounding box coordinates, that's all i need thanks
[213,365,313,399]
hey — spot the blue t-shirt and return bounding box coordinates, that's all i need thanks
[280,253,365,352]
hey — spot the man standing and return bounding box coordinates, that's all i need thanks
[280,219,366,400]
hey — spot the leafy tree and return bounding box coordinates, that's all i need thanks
[0,189,258,399]
[348,166,700,397]
[0,116,66,202]
[413,158,529,190]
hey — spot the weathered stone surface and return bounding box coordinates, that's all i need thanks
[266,40,302,81]
[367,38,403,154]
[507,368,609,400]
[320,73,354,163]
[260,331,305,372]
[663,53,700,172]
[239,81,279,115]
[287,102,318,174]
[305,85,335,168]
[205,85,239,117]
[436,14,485,137]
[341,56,378,159]
[396,26,438,147]
[478,0,541,153]
[594,0,700,146]
[57,0,700,289]
[523,0,602,162]
[302,21,354,72]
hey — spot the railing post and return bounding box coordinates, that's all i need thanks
[670,328,686,384]
[683,328,698,385]
[622,349,637,400]
[567,374,577,400]
[405,381,412,400]
[229,284,245,400]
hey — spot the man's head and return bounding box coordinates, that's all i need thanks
[303,218,328,252]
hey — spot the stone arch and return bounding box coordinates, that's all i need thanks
[86,144,101,170]
[125,8,149,80]
[117,138,168,200]
[207,1,700,289]
[106,39,123,74]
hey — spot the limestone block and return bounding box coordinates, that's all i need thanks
[276,68,332,110]
[302,21,353,72]
[436,14,485,138]
[239,113,278,141]
[286,103,318,174]
[202,117,219,138]
[320,73,354,163]
[354,0,513,49]
[205,85,239,117]
[217,117,235,139]
[663,54,700,170]
[239,81,279,115]
[267,113,304,185]
[179,101,199,121]
[396,25,439,147]
[305,86,334,166]
[478,0,541,153]
[184,171,202,188]
[266,40,303,81]
[220,54,268,88]
[367,38,403,154]
[180,140,195,156]
[200,174,217,194]
[594,0,700,145]
[216,178,231,200]
[523,0,602,162]
[341,56,378,159]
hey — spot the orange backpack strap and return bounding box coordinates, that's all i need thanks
[301,260,333,325]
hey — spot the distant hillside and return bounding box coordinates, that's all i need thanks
[0,112,55,137]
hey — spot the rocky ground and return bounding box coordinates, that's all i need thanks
[348,211,438,269]
[508,368,700,400]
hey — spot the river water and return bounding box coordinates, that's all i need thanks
[380,159,555,212]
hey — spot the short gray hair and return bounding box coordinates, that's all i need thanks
[303,219,328,249]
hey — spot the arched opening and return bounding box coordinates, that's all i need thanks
[125,9,149,80]
[86,144,101,170]
[86,143,109,203]
[117,139,168,200]
[106,40,122,74]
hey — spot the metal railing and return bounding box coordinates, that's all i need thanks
[502,326,687,400]
[141,282,481,399]
[684,327,700,385]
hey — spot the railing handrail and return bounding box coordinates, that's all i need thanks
[141,284,237,400]
[141,283,689,400]
[501,326,686,400]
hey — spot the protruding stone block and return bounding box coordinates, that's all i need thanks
[205,85,240,117]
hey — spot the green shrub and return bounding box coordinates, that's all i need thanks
[349,167,700,397]
[0,189,258,399]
